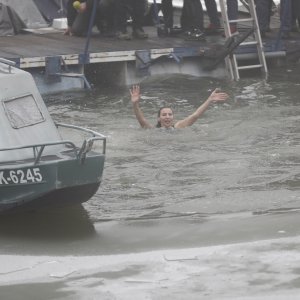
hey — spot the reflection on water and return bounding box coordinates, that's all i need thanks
[0,205,96,255]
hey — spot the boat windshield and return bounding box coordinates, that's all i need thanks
[3,94,45,129]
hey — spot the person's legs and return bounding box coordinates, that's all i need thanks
[181,0,205,40]
[181,0,204,31]
[114,0,131,39]
[71,8,92,36]
[280,0,292,38]
[97,0,116,36]
[255,0,270,36]
[161,0,174,29]
[226,0,238,33]
[131,0,148,38]
[204,0,220,28]
[291,0,300,31]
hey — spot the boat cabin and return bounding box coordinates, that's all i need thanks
[0,59,62,163]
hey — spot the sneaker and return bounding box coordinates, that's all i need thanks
[132,28,148,39]
[184,28,206,41]
[116,31,131,40]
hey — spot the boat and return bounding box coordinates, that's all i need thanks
[0,58,106,213]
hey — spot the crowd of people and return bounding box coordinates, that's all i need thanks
[65,0,300,40]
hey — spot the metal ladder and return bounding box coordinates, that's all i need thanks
[219,0,268,81]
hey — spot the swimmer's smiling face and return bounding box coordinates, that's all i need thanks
[158,108,174,128]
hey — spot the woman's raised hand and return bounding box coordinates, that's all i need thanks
[208,88,229,103]
[130,85,141,104]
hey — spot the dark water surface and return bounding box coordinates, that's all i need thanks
[0,67,299,256]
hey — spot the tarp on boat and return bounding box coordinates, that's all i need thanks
[32,0,67,23]
[0,3,25,36]
[0,0,48,29]
[0,0,67,31]
[0,62,63,162]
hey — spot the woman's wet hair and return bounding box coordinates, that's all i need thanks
[156,106,173,128]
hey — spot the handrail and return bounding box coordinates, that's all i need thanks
[0,140,77,165]
[55,122,106,139]
[0,58,16,74]
[0,58,16,66]
[0,140,76,153]
[0,124,106,165]
[55,122,106,156]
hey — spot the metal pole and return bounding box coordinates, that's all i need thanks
[83,0,98,64]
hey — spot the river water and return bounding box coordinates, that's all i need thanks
[47,67,300,223]
[0,65,299,299]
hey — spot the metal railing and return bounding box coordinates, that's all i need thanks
[0,124,106,165]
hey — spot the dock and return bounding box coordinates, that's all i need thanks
[1,13,300,93]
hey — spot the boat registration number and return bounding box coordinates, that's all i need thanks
[0,167,43,185]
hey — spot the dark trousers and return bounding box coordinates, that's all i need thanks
[181,0,204,31]
[161,0,173,28]
[204,0,220,27]
[291,0,300,26]
[162,0,219,29]
[280,0,292,32]
[115,0,145,32]
[227,0,238,22]
[255,0,270,32]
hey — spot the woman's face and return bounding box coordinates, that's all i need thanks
[158,108,174,128]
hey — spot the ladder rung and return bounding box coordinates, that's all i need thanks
[237,64,263,70]
[240,41,258,46]
[229,18,254,23]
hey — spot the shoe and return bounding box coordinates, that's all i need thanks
[230,25,237,34]
[205,23,221,35]
[116,31,131,40]
[132,28,148,39]
[184,28,206,41]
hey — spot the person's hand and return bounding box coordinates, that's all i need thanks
[207,88,229,103]
[130,85,141,104]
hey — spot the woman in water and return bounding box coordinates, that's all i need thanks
[130,85,229,129]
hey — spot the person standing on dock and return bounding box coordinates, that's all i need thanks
[226,0,238,34]
[254,0,271,38]
[181,0,206,40]
[204,0,222,34]
[65,0,116,37]
[159,0,221,39]
[114,0,148,40]
[129,85,229,129]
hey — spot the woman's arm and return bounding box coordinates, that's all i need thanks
[174,88,229,128]
[130,85,153,129]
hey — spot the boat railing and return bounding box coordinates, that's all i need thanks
[0,58,16,74]
[0,140,77,165]
[0,124,106,165]
[55,122,106,160]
